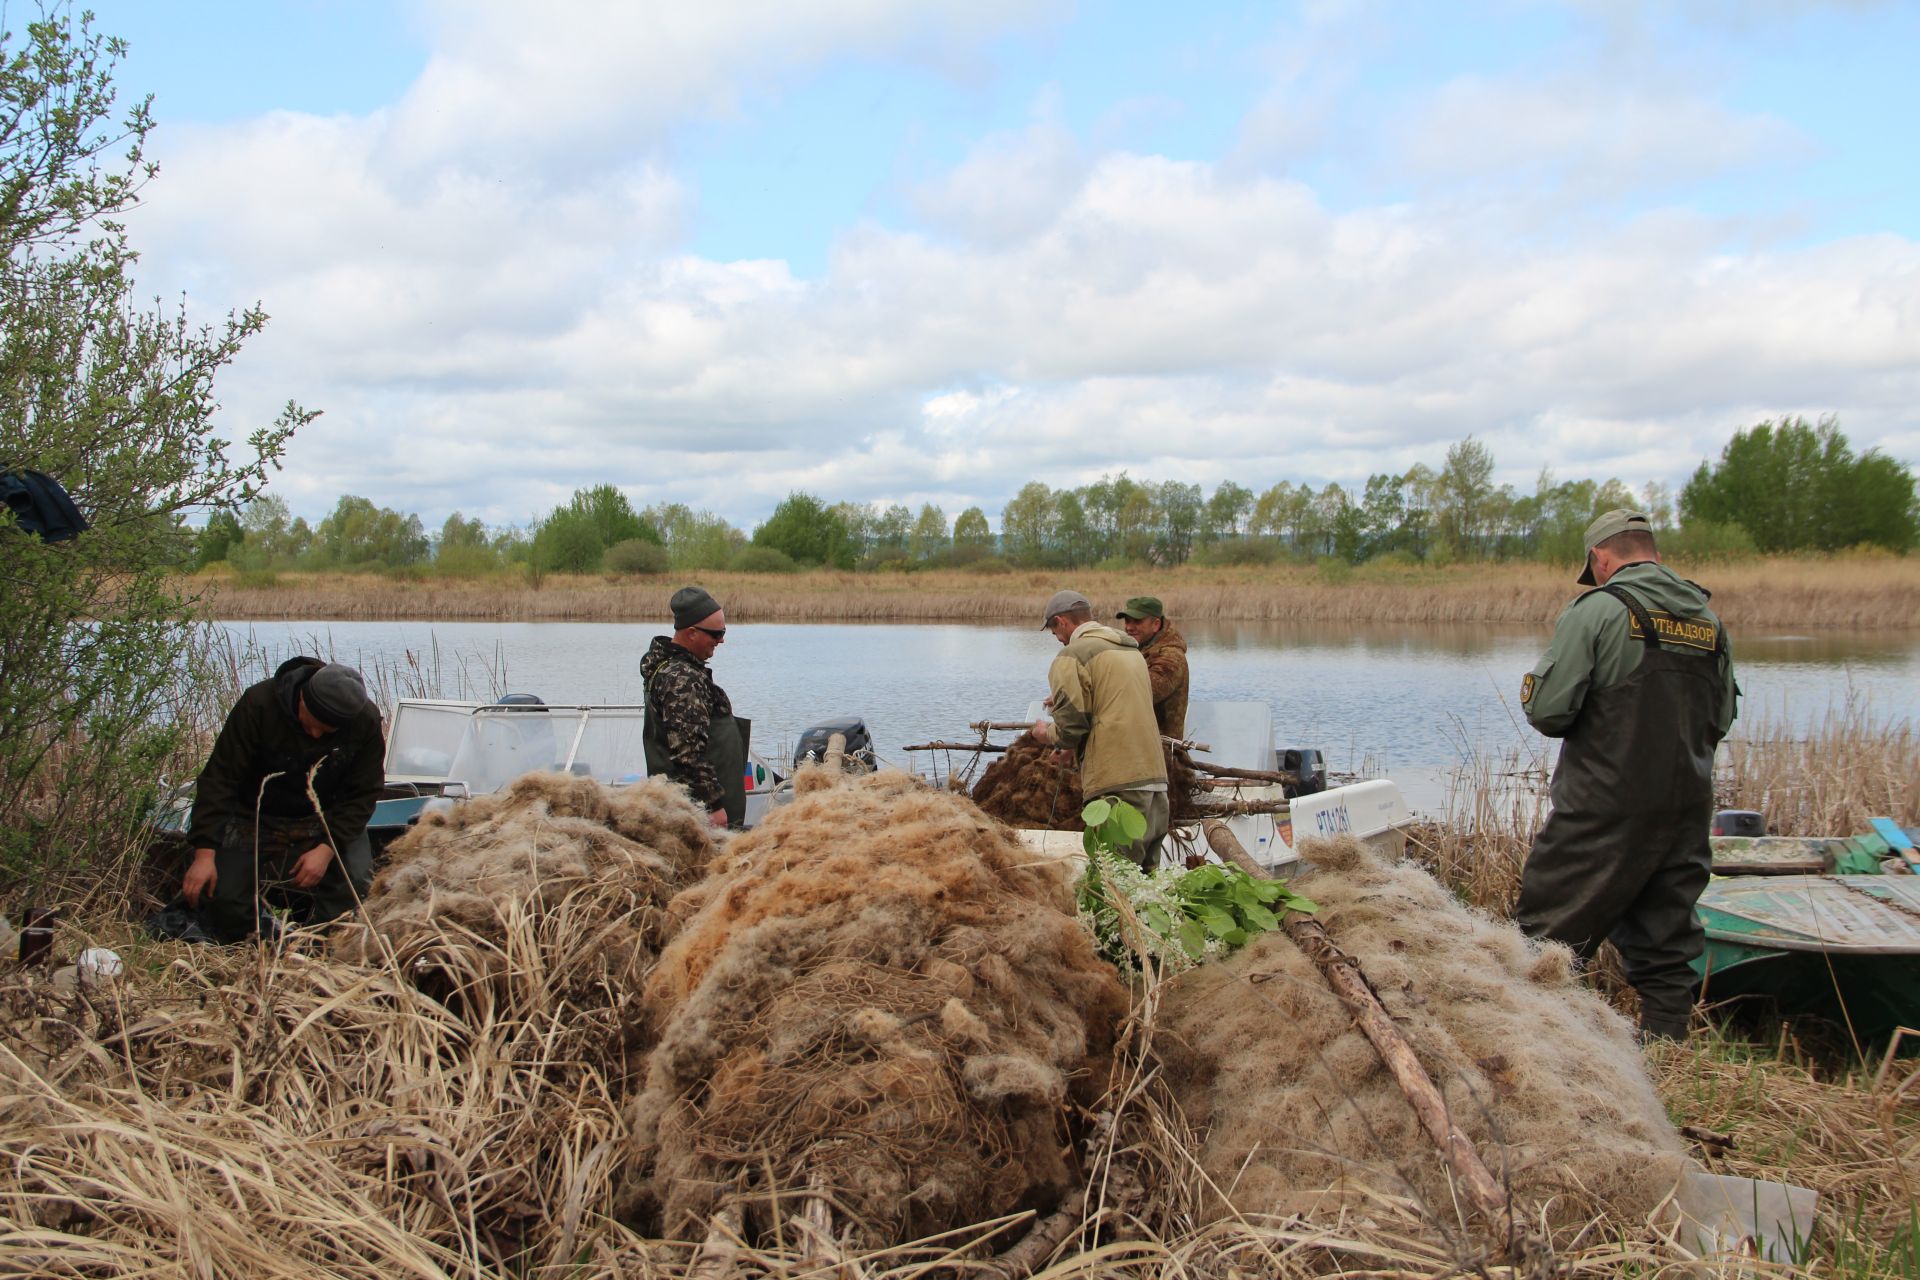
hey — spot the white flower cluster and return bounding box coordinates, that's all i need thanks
[1075,851,1223,974]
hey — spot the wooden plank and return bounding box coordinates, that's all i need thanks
[1709,837,1832,875]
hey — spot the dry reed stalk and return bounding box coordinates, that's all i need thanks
[1718,701,1920,836]
[1402,744,1549,919]
[196,554,1920,628]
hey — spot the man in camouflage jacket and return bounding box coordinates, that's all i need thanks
[1116,595,1189,738]
[642,586,750,828]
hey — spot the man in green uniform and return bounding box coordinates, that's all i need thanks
[1517,511,1738,1040]
[1032,589,1170,867]
[642,585,750,828]
[1116,596,1189,739]
[182,657,385,941]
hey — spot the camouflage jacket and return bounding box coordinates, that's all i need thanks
[1139,621,1189,738]
[640,635,733,809]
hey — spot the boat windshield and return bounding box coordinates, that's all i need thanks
[386,701,649,795]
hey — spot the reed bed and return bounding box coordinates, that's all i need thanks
[196,553,1920,629]
[1719,701,1920,837]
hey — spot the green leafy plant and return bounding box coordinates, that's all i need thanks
[1075,797,1318,971]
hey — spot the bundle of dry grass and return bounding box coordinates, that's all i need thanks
[1156,834,1689,1238]
[625,768,1131,1250]
[971,732,1200,830]
[2,956,476,1276]
[0,773,719,1275]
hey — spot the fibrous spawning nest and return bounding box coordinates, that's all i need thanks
[334,770,715,1043]
[971,732,1198,829]
[1155,834,1689,1232]
[626,768,1131,1248]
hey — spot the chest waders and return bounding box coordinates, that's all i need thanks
[1516,584,1729,1040]
[643,663,752,828]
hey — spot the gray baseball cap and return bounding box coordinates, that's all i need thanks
[1040,589,1091,629]
[1578,509,1654,585]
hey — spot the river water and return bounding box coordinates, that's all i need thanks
[217,618,1920,811]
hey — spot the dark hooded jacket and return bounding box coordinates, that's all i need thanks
[186,656,386,851]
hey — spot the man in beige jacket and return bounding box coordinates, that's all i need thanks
[1031,589,1170,867]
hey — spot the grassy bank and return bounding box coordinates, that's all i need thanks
[5,710,1915,1276]
[193,551,1920,628]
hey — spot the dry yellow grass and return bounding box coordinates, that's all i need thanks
[1408,704,1920,923]
[7,723,1918,1277]
[9,904,1913,1277]
[194,552,1920,628]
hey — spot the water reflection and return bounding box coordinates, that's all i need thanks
[218,618,1918,797]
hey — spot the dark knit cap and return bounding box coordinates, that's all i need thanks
[671,585,722,630]
[304,663,369,728]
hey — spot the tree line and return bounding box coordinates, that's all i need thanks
[194,418,1918,579]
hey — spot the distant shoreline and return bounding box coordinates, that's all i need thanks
[191,555,1920,630]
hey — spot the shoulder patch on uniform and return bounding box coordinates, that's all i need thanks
[1521,672,1536,705]
[1624,609,1720,652]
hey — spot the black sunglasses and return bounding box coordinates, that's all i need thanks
[694,625,726,639]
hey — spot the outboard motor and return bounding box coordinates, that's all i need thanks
[496,693,546,709]
[1276,747,1326,798]
[1711,809,1766,837]
[794,717,876,772]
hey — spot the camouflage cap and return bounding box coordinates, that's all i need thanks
[1577,509,1654,585]
[1115,596,1164,620]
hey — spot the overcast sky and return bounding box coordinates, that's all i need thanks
[77,0,1920,532]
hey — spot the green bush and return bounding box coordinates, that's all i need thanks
[1315,556,1354,585]
[1190,538,1281,567]
[729,544,799,574]
[1663,519,1759,564]
[0,15,309,891]
[605,538,671,575]
[434,543,500,579]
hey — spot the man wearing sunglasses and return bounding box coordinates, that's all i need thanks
[642,585,751,828]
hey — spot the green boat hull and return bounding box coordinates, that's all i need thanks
[1693,872,1920,1040]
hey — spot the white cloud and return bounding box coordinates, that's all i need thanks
[1394,73,1807,204]
[110,1,1920,533]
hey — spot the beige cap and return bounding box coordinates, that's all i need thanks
[1578,509,1654,585]
[1040,589,1091,629]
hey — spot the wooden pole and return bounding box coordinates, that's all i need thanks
[1191,798,1292,817]
[1201,820,1515,1244]
[965,721,1211,753]
[824,730,847,772]
[901,741,1010,754]
[1188,761,1300,784]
